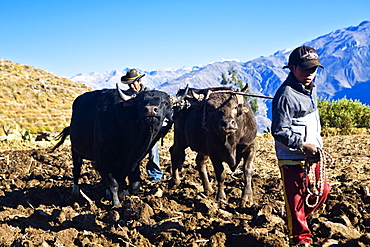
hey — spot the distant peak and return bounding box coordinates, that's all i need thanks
[219,58,241,63]
[272,48,292,56]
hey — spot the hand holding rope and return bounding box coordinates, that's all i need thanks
[304,148,334,208]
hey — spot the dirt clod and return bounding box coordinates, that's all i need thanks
[0,134,369,246]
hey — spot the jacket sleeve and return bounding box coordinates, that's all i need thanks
[271,95,303,150]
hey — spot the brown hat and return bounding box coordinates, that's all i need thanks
[121,69,145,84]
[283,46,324,69]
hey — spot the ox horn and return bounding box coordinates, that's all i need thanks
[236,95,245,105]
[241,83,249,92]
[171,84,189,106]
[116,83,134,101]
[190,89,201,101]
[192,89,211,102]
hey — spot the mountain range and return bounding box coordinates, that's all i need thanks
[70,21,370,133]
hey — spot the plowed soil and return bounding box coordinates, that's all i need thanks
[0,133,369,247]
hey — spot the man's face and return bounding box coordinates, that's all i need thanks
[128,80,141,92]
[290,65,318,87]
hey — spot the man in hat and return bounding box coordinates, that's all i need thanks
[271,46,331,247]
[121,69,163,182]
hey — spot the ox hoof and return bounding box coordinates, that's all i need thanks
[205,189,215,196]
[118,189,130,200]
[71,184,80,198]
[168,179,180,189]
[216,191,226,201]
[229,164,238,173]
[219,199,228,205]
[240,198,254,208]
[112,199,121,208]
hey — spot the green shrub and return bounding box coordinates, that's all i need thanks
[318,98,370,134]
[36,126,52,133]
[27,126,39,134]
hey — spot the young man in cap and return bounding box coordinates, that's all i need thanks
[121,69,163,182]
[271,46,331,247]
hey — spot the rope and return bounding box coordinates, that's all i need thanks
[195,88,272,131]
[304,148,333,208]
[210,90,274,99]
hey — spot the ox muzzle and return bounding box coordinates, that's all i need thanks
[219,117,238,134]
[144,105,161,123]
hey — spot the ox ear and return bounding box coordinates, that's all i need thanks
[242,106,250,114]
[116,83,135,101]
[237,104,250,115]
[236,95,250,114]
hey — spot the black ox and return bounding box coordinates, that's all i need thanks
[170,87,257,207]
[52,84,185,207]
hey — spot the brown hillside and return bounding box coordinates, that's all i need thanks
[0,59,91,134]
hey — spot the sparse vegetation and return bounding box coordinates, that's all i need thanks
[319,97,370,135]
[1,59,369,137]
[0,59,91,135]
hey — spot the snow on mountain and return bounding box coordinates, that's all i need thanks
[70,21,370,133]
[158,60,244,94]
[305,21,370,101]
[70,66,202,90]
[71,70,124,90]
[157,21,370,102]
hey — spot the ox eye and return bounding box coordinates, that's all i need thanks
[236,105,243,116]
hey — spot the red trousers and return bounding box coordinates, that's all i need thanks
[279,161,330,245]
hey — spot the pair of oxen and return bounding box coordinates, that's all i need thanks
[52,84,257,208]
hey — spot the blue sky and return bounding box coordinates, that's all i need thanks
[1,0,369,77]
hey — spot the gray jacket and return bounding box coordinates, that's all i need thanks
[271,73,322,160]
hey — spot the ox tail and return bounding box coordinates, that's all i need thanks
[49,127,70,153]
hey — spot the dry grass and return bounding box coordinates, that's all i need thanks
[0,59,91,134]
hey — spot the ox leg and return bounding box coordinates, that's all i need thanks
[240,142,256,208]
[100,172,120,207]
[169,145,186,188]
[196,153,214,195]
[108,174,120,207]
[128,164,141,196]
[71,151,83,197]
[210,157,226,202]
